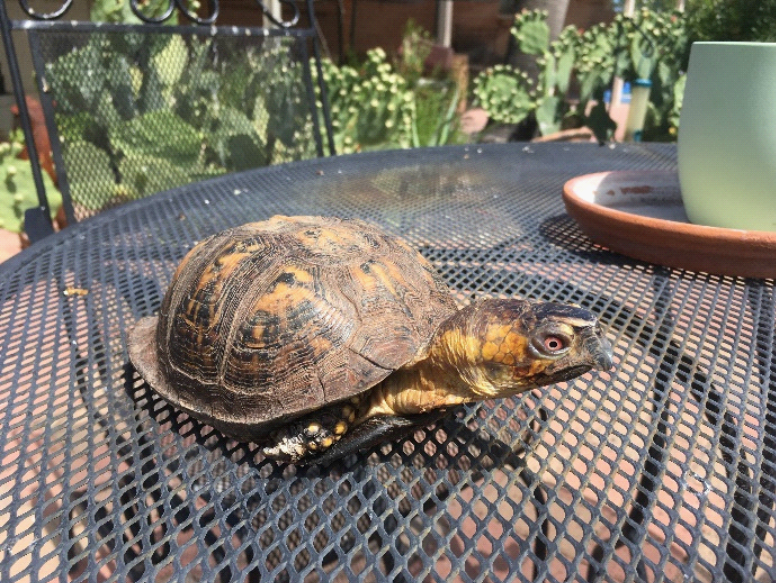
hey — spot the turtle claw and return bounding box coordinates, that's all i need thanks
[261,435,309,463]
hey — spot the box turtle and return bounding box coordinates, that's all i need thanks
[128,215,613,464]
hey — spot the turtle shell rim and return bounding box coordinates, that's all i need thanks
[128,315,394,442]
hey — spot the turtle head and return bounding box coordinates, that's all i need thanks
[431,299,613,400]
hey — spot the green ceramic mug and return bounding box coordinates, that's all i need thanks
[678,42,776,232]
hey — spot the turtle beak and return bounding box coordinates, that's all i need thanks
[586,331,614,371]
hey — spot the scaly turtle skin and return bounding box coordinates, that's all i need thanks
[128,215,613,464]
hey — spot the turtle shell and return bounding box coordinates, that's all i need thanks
[128,215,457,441]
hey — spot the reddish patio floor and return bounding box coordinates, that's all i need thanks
[0,228,22,263]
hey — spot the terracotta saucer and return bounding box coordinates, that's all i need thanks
[562,170,776,279]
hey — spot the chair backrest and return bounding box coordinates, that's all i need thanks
[0,0,335,241]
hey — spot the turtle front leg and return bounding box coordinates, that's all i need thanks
[312,410,448,465]
[261,397,362,463]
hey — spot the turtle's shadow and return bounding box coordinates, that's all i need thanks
[124,359,536,479]
[123,362,546,580]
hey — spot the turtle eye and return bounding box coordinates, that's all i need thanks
[544,336,566,352]
[532,332,572,357]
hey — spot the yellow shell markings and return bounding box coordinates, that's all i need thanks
[225,269,319,366]
[220,259,360,410]
[351,259,401,298]
[160,232,288,422]
[346,257,427,324]
[246,270,317,328]
[148,215,463,431]
[168,237,207,285]
[247,283,335,361]
[169,242,268,381]
[338,253,444,374]
[184,248,259,325]
[292,224,376,259]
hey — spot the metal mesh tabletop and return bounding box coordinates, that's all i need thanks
[0,143,773,582]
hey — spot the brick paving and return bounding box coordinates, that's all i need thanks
[0,228,22,263]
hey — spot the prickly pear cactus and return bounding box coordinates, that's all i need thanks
[312,49,414,154]
[511,10,551,56]
[475,10,580,132]
[474,7,688,142]
[0,132,62,234]
[472,64,535,125]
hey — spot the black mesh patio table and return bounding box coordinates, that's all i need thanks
[0,143,774,583]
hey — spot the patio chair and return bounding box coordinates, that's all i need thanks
[0,0,335,242]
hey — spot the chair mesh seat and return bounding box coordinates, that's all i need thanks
[0,0,332,239]
[32,25,322,222]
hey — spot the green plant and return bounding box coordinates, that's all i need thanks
[315,38,466,154]
[316,48,412,153]
[396,19,434,85]
[685,0,776,43]
[410,81,464,148]
[396,20,466,147]
[512,9,551,56]
[473,8,690,142]
[618,9,689,141]
[473,10,613,140]
[0,131,61,233]
[520,15,578,136]
[44,32,317,210]
[472,64,534,126]
[90,0,198,24]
